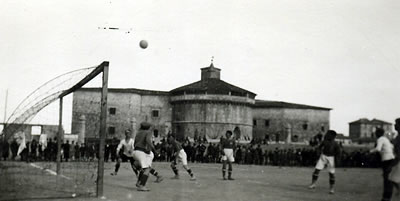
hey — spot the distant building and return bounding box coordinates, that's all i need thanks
[349,118,392,144]
[72,62,331,143]
[252,100,330,143]
[0,123,61,142]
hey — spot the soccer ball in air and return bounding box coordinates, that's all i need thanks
[139,40,148,49]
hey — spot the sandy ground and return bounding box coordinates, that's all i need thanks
[0,161,388,201]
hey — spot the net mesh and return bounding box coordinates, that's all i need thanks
[0,62,106,200]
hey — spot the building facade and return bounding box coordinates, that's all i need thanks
[252,100,330,142]
[349,118,392,143]
[71,63,331,143]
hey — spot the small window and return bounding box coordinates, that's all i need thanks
[253,119,257,126]
[302,124,308,130]
[108,126,115,134]
[265,120,270,127]
[153,129,159,138]
[321,126,325,132]
[109,107,116,115]
[152,110,159,118]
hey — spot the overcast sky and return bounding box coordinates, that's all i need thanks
[1,0,400,135]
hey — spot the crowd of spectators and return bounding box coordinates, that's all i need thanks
[0,136,381,168]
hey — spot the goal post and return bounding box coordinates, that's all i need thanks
[56,61,109,197]
[0,61,109,200]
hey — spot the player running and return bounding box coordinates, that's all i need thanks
[110,129,139,177]
[308,130,341,194]
[132,122,161,191]
[220,130,236,180]
[167,134,196,181]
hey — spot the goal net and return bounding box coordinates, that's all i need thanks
[0,61,109,200]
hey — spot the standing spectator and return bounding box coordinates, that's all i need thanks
[74,142,80,161]
[80,143,86,161]
[389,118,400,197]
[70,141,76,161]
[30,139,38,162]
[10,140,18,160]
[63,140,70,162]
[2,139,10,160]
[370,128,395,201]
[235,146,242,164]
[105,142,111,162]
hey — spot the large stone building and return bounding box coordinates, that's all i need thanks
[72,63,331,143]
[349,118,392,143]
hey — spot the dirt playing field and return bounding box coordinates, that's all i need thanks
[0,161,389,201]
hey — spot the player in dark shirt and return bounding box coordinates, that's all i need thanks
[309,130,341,194]
[220,130,236,180]
[132,122,162,191]
[168,134,196,180]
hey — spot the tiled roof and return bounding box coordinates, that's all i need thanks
[76,88,170,96]
[170,79,256,98]
[253,100,331,110]
[349,118,392,125]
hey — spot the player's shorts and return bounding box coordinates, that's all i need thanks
[315,154,335,173]
[132,150,154,169]
[222,148,235,162]
[175,149,188,166]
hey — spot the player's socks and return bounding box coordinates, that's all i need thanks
[132,166,139,177]
[228,164,234,180]
[111,163,120,175]
[115,163,120,173]
[222,161,227,179]
[311,169,320,184]
[172,166,179,176]
[186,169,196,180]
[329,173,335,193]
[150,168,159,177]
[139,174,149,186]
[187,169,194,177]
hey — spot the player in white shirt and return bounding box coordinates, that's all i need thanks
[111,129,139,176]
[370,127,395,201]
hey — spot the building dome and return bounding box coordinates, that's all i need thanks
[169,63,256,141]
[170,63,256,98]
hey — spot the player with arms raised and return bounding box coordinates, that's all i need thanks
[220,130,236,180]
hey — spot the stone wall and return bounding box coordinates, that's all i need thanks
[71,90,172,141]
[171,99,253,140]
[252,108,330,142]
